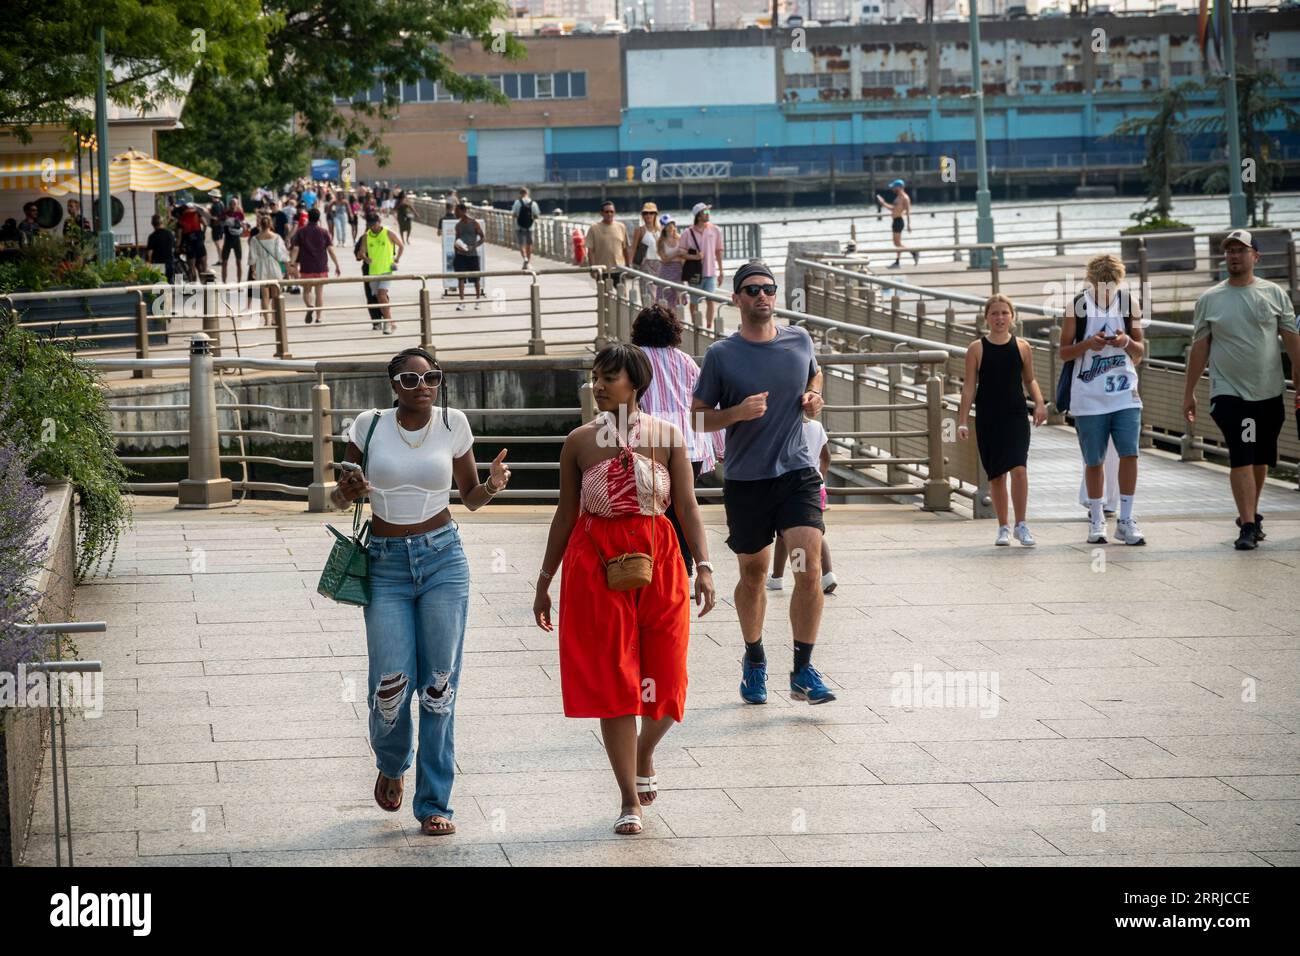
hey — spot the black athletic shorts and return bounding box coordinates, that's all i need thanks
[1209,393,1284,468]
[891,216,905,233]
[722,467,824,555]
[182,231,205,260]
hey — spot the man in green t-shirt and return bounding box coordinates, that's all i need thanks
[1184,229,1300,550]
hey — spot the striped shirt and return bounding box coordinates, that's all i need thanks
[639,346,723,473]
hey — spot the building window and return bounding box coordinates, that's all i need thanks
[553,72,569,97]
[402,81,420,103]
[569,71,586,97]
[939,69,972,86]
[520,73,535,98]
[488,74,505,94]
[535,73,554,98]
[503,74,519,98]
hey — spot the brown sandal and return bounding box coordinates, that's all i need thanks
[374,772,402,813]
[420,815,456,836]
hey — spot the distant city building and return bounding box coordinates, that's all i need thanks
[651,0,697,28]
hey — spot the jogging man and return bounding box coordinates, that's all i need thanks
[691,261,834,705]
[511,187,542,269]
[358,212,403,334]
[1184,229,1300,550]
[875,178,918,268]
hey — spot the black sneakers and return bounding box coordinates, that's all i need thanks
[1234,522,1258,550]
[1235,514,1265,546]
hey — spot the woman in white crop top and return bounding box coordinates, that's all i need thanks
[331,347,511,837]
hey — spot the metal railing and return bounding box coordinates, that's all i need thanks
[798,256,1300,494]
[92,315,955,513]
[16,620,106,866]
[2,266,606,374]
[410,198,764,265]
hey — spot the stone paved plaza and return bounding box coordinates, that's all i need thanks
[24,492,1300,867]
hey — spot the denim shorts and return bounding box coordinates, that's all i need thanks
[689,274,717,305]
[1074,406,1142,466]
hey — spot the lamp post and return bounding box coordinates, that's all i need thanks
[1221,2,1247,228]
[968,0,996,268]
[94,25,115,262]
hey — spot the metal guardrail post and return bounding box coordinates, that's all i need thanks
[1138,240,1150,301]
[865,283,875,324]
[952,214,961,262]
[273,288,291,359]
[887,360,903,486]
[307,375,333,512]
[749,221,762,261]
[1287,239,1298,311]
[579,381,596,423]
[914,300,929,383]
[944,304,956,347]
[594,273,611,349]
[1047,325,1066,425]
[1055,207,1065,257]
[177,333,234,508]
[1180,347,1205,462]
[923,375,951,511]
[133,293,152,380]
[419,283,433,352]
[889,295,900,335]
[529,280,546,355]
[989,252,1000,295]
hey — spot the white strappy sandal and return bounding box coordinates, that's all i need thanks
[613,811,643,835]
[635,775,658,805]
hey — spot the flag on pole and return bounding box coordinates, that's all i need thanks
[1199,0,1224,74]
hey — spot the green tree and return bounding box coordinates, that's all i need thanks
[1110,84,1193,228]
[157,67,312,198]
[1182,69,1300,227]
[162,0,524,184]
[0,0,266,140]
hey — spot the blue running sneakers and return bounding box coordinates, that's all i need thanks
[789,665,837,704]
[740,659,768,704]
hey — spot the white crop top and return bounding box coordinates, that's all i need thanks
[347,407,474,524]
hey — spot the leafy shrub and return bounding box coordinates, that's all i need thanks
[0,318,131,580]
[0,414,49,676]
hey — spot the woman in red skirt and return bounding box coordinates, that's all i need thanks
[534,344,716,835]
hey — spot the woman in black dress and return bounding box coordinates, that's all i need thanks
[957,294,1047,547]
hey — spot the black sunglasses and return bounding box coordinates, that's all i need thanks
[392,370,443,390]
[740,283,778,298]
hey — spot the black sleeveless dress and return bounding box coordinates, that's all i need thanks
[974,335,1030,480]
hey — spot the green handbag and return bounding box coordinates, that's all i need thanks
[317,410,383,606]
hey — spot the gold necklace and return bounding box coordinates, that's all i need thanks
[395,409,433,449]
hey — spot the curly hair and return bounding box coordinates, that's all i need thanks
[630,303,683,348]
[387,347,449,429]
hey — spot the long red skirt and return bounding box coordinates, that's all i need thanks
[558,513,691,721]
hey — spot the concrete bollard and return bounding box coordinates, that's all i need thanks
[307,378,334,513]
[177,333,234,509]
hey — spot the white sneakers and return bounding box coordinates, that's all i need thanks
[996,523,1035,547]
[765,572,838,594]
[1087,518,1146,545]
[1114,518,1146,545]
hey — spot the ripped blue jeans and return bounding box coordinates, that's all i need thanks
[363,522,470,822]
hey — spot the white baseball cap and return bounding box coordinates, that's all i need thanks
[1222,228,1257,250]
[691,202,712,218]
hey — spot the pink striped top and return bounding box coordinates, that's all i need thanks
[639,346,723,473]
[580,416,670,517]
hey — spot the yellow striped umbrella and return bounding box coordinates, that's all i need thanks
[45,148,219,195]
[0,152,76,190]
[45,148,221,244]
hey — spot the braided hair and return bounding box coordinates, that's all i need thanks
[387,347,450,430]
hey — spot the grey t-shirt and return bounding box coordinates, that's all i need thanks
[1192,277,1296,401]
[694,325,819,481]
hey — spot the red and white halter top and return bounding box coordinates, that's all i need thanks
[580,414,671,517]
